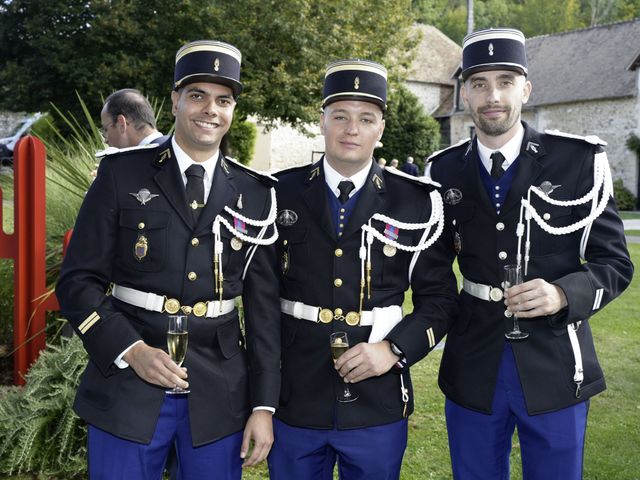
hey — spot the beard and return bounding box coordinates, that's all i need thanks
[470,103,521,137]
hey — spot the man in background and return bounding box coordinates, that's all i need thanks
[399,156,419,176]
[100,88,168,148]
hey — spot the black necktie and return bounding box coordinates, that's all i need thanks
[490,151,505,180]
[337,180,355,204]
[185,164,205,221]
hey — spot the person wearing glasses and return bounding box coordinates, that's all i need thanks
[100,88,168,148]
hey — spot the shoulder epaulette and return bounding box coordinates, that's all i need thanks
[272,163,313,178]
[427,137,471,162]
[223,155,278,183]
[544,129,607,146]
[95,143,159,158]
[384,166,441,188]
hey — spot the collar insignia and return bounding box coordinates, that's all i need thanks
[158,148,171,164]
[130,188,159,205]
[220,158,230,175]
[308,166,320,181]
[526,141,539,154]
[372,173,383,189]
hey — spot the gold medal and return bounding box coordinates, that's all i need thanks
[230,237,243,251]
[134,235,148,261]
[383,244,397,257]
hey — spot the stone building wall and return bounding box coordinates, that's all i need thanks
[449,97,640,195]
[0,112,28,138]
[405,81,445,115]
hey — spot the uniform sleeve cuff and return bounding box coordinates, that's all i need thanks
[114,340,144,369]
[252,406,276,414]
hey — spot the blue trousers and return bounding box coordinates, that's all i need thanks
[445,342,588,480]
[268,417,408,480]
[88,395,243,480]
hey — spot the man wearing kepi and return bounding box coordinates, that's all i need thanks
[427,28,633,479]
[56,40,281,479]
[269,60,458,479]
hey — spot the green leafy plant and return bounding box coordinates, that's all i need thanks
[613,179,636,211]
[225,116,257,166]
[0,334,87,478]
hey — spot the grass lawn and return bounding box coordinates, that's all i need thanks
[619,211,640,219]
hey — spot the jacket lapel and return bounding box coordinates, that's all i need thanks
[501,123,546,216]
[152,143,193,229]
[342,161,385,240]
[301,160,336,240]
[196,154,237,234]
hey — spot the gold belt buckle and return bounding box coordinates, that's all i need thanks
[193,302,207,317]
[489,287,503,302]
[318,308,333,323]
[164,297,180,314]
[345,311,360,326]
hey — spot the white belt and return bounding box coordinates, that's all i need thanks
[462,277,504,302]
[280,299,403,343]
[112,284,235,318]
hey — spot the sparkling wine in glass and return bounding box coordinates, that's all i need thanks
[330,332,358,403]
[504,264,529,340]
[167,314,190,394]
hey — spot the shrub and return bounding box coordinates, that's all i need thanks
[613,179,636,211]
[0,335,87,478]
[224,117,257,166]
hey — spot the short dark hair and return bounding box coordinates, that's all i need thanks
[104,89,157,131]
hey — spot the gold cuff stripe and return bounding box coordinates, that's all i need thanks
[426,327,436,348]
[79,312,100,334]
[176,43,241,63]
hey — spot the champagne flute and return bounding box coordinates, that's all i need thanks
[330,332,358,403]
[167,315,190,394]
[504,264,529,340]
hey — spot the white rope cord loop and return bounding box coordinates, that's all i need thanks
[361,190,445,253]
[212,187,279,302]
[359,190,445,303]
[516,150,612,274]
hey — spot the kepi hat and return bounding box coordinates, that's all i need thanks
[174,40,243,97]
[461,28,528,80]
[322,59,387,111]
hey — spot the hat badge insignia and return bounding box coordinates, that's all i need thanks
[354,76,360,90]
[488,43,494,56]
[214,58,220,72]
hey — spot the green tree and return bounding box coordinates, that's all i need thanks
[0,0,417,131]
[377,84,441,172]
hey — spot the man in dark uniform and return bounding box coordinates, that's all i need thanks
[56,40,281,479]
[427,28,633,479]
[268,59,458,479]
